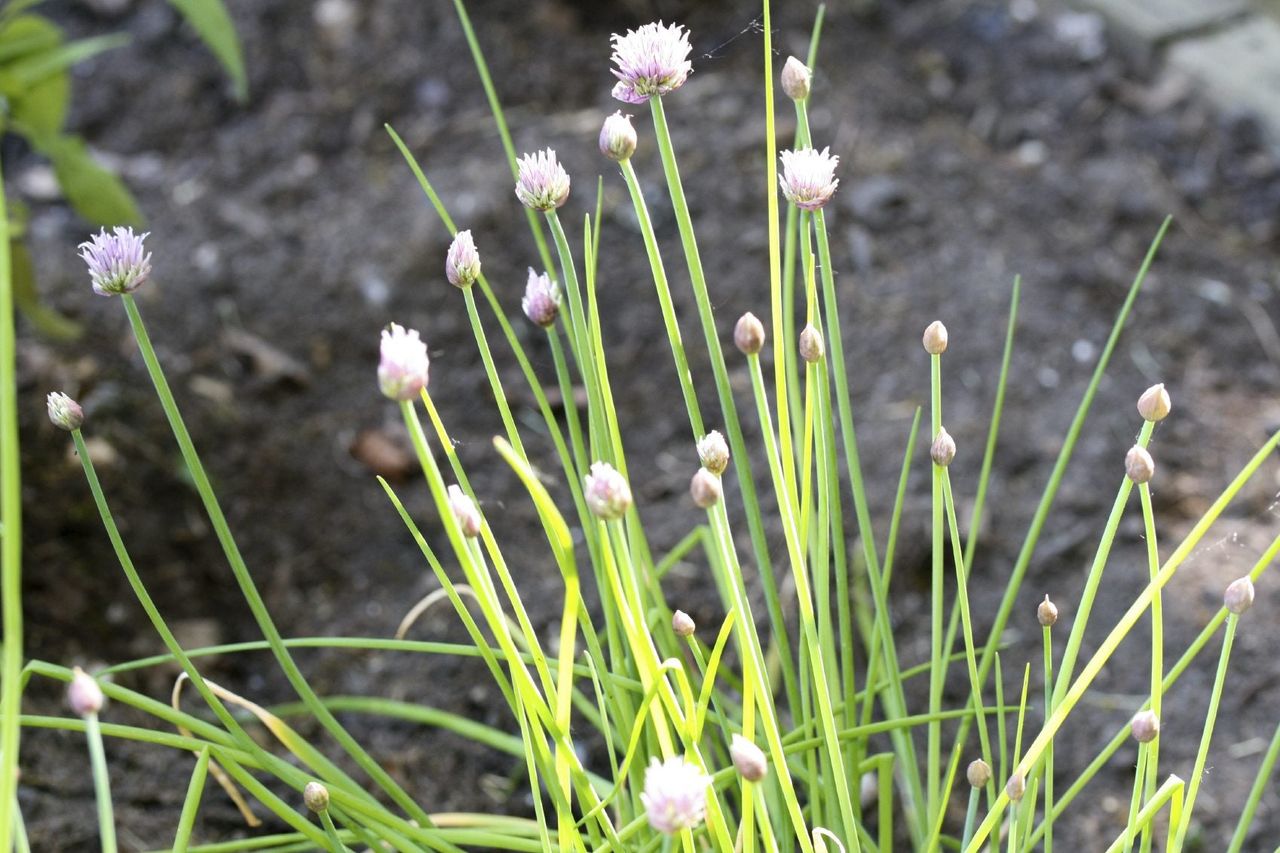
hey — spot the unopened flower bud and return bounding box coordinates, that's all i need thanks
[781,56,811,101]
[1037,595,1058,627]
[445,230,481,288]
[303,781,330,813]
[730,734,768,782]
[1137,384,1171,423]
[585,461,632,520]
[67,667,105,717]
[1130,710,1160,744]
[931,427,956,467]
[735,312,766,355]
[690,468,722,508]
[515,148,570,211]
[697,431,730,476]
[447,485,482,538]
[799,324,825,363]
[923,321,948,355]
[1224,576,1255,615]
[46,392,84,431]
[522,269,561,329]
[378,323,430,401]
[599,111,637,161]
[672,610,696,637]
[966,758,991,788]
[1005,773,1026,801]
[1125,445,1154,484]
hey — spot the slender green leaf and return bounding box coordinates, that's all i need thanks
[168,0,247,102]
[44,135,142,225]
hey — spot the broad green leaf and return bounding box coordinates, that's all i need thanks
[11,240,81,340]
[0,14,59,64]
[44,135,143,226]
[10,65,67,136]
[9,32,129,87]
[168,0,246,102]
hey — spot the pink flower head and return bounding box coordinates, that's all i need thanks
[599,111,638,161]
[447,484,482,538]
[521,268,561,329]
[46,392,84,432]
[515,149,571,212]
[446,230,481,288]
[67,667,105,717]
[584,461,632,520]
[610,21,693,104]
[779,147,840,211]
[641,755,711,834]
[78,227,152,296]
[378,323,430,401]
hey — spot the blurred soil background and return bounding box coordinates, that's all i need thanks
[11,0,1280,848]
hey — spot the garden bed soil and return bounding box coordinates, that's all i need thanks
[13,0,1280,848]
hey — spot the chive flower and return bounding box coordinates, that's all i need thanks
[672,610,696,637]
[377,323,430,401]
[521,268,561,329]
[515,149,571,212]
[931,427,956,467]
[966,758,991,788]
[46,392,84,432]
[448,485,482,538]
[1125,445,1155,484]
[584,462,632,520]
[922,320,949,354]
[609,22,693,105]
[1137,383,1171,422]
[697,430,729,476]
[600,111,638,161]
[1130,710,1160,744]
[67,667,105,717]
[1037,594,1058,628]
[446,230,481,288]
[640,755,711,834]
[778,147,840,211]
[78,227,152,296]
[799,324,825,363]
[303,781,330,813]
[1224,576,1255,615]
[734,312,766,355]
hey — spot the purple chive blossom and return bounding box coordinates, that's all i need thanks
[599,111,638,161]
[610,21,693,104]
[778,147,840,211]
[584,461,632,520]
[515,149,571,212]
[46,392,84,432]
[447,485,482,538]
[78,227,152,296]
[641,755,711,834]
[377,323,430,401]
[445,230,481,288]
[522,268,561,329]
[67,667,105,717]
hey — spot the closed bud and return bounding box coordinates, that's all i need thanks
[922,320,948,355]
[447,485,482,538]
[303,781,330,813]
[697,430,730,476]
[730,734,768,782]
[67,667,105,717]
[1006,773,1026,801]
[445,230,481,288]
[672,610,696,637]
[1224,576,1255,615]
[522,269,562,329]
[966,758,991,788]
[599,111,637,161]
[931,427,956,467]
[1130,710,1160,744]
[584,462,632,520]
[1125,445,1155,484]
[46,392,84,431]
[799,324,825,363]
[1137,384,1171,422]
[734,312,766,355]
[781,56,812,101]
[1037,594,1058,627]
[690,468,722,508]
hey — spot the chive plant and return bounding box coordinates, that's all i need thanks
[6,2,1279,851]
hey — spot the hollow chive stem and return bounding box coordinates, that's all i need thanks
[1137,479,1162,853]
[84,711,117,853]
[119,295,434,829]
[1172,612,1241,850]
[171,747,211,853]
[1227,717,1280,853]
[0,153,20,850]
[927,344,944,821]
[1042,624,1055,853]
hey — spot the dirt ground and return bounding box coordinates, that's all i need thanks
[12,0,1280,849]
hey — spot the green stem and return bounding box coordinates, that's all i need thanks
[119,295,434,829]
[927,350,944,820]
[1042,626,1054,853]
[172,747,211,853]
[1227,717,1280,853]
[84,713,117,853]
[1137,481,1162,853]
[0,151,21,850]
[319,810,350,853]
